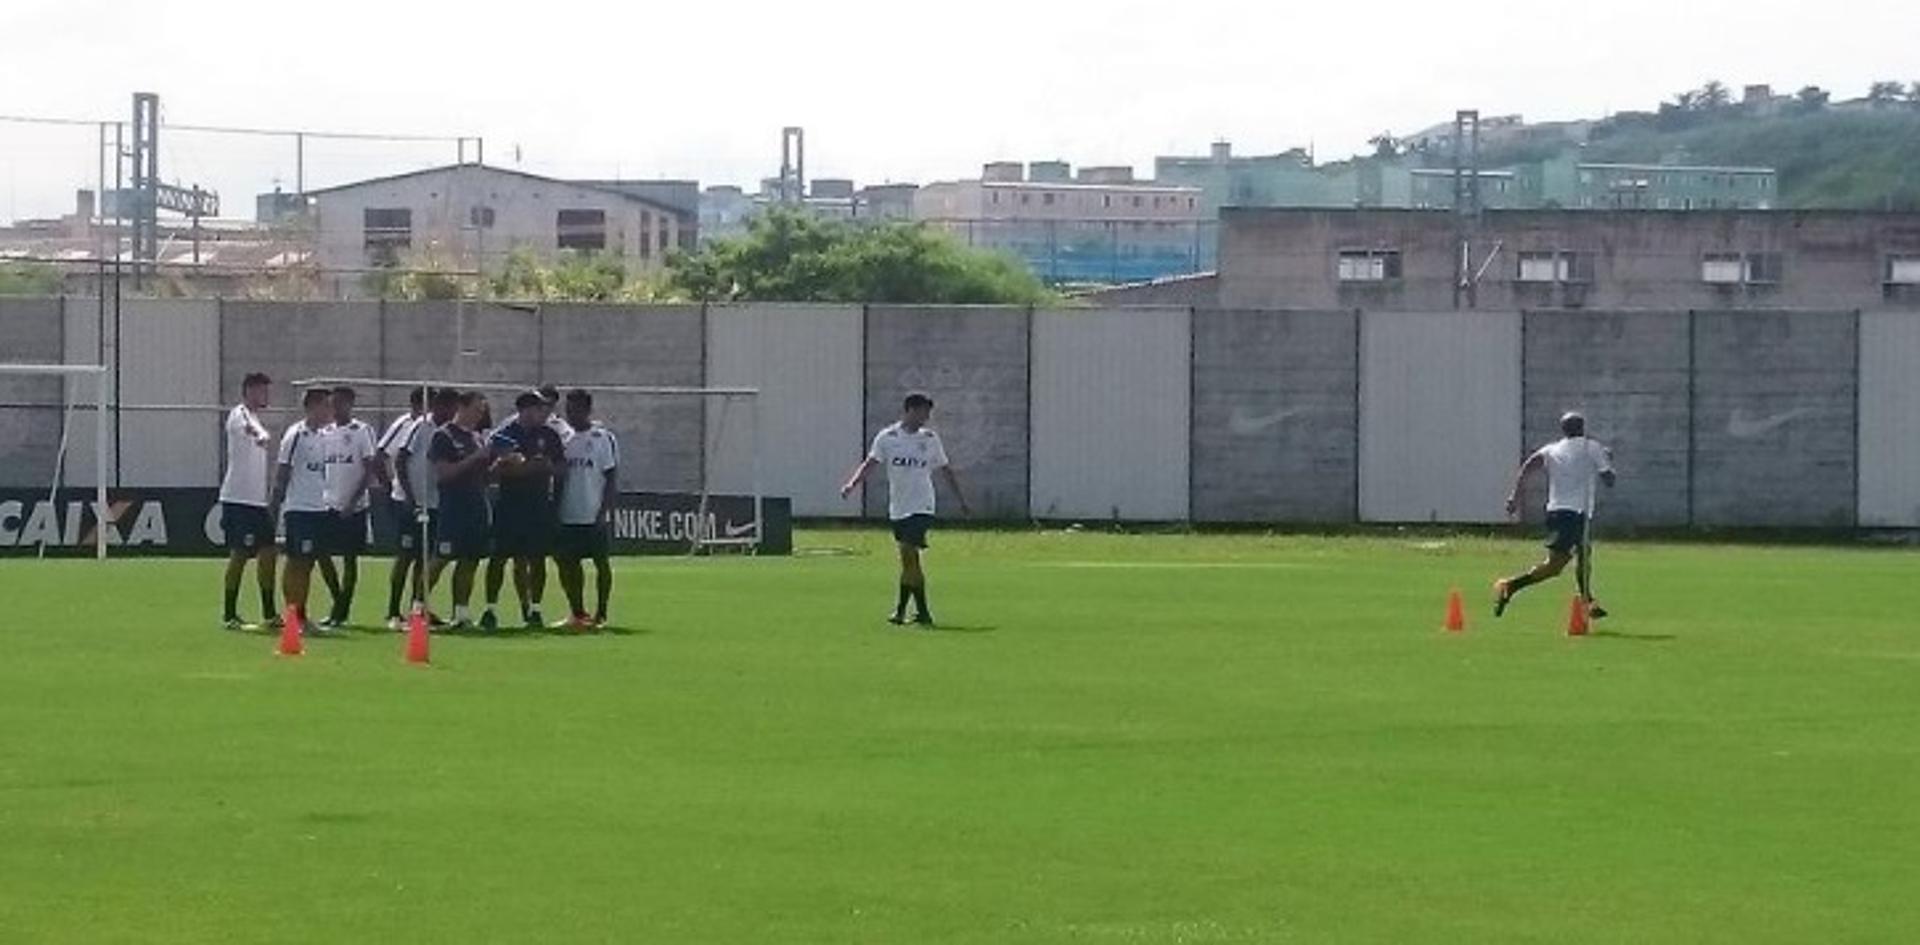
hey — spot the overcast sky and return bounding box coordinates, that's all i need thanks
[3,0,1915,221]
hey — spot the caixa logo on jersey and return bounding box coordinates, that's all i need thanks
[0,490,212,553]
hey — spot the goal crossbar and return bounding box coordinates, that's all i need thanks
[0,363,109,560]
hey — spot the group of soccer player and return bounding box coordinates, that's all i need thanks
[217,374,622,634]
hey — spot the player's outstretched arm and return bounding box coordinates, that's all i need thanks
[1505,451,1544,518]
[940,466,972,516]
[840,458,878,499]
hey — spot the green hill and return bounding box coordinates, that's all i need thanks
[1581,109,1920,210]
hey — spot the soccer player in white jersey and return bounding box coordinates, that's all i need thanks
[378,386,427,628]
[841,392,971,626]
[396,388,459,624]
[218,372,278,629]
[270,387,336,630]
[1494,412,1617,619]
[553,389,618,629]
[317,386,383,627]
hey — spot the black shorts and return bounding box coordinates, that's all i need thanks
[221,502,273,554]
[330,509,370,556]
[492,503,553,558]
[891,514,934,550]
[283,511,333,560]
[437,504,490,562]
[395,505,438,561]
[1545,510,1589,554]
[554,523,611,561]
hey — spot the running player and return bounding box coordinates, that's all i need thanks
[218,372,278,629]
[840,392,970,626]
[318,385,381,627]
[270,387,335,630]
[378,386,428,629]
[483,390,566,631]
[1494,411,1617,619]
[553,389,618,629]
[427,391,495,630]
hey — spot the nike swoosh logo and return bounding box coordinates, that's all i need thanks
[1228,406,1314,436]
[724,521,758,538]
[1727,407,1813,439]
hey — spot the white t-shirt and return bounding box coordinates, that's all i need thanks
[276,421,333,514]
[558,423,619,525]
[868,422,948,521]
[1537,436,1614,515]
[400,419,441,510]
[324,419,379,513]
[377,413,421,502]
[218,404,273,507]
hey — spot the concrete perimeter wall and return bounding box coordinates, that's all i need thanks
[5,298,1915,530]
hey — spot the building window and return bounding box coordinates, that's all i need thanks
[1021,193,1031,206]
[363,208,412,267]
[1703,251,1782,285]
[469,205,495,229]
[557,209,607,251]
[1103,195,1112,209]
[1132,196,1144,208]
[1042,192,1055,206]
[1887,255,1920,285]
[1337,249,1402,282]
[991,192,1000,205]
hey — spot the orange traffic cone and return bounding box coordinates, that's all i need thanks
[1444,588,1467,633]
[1567,595,1590,637]
[405,603,431,665]
[278,605,304,657]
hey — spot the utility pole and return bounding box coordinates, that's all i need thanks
[130,92,160,287]
[780,127,806,204]
[1451,109,1482,309]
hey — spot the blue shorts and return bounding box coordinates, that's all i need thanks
[395,505,438,561]
[891,514,934,550]
[492,502,553,558]
[1545,510,1589,555]
[221,502,273,554]
[555,523,611,561]
[283,511,333,560]
[437,503,490,562]
[330,509,369,556]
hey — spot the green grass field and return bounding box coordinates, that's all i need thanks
[2,529,1916,944]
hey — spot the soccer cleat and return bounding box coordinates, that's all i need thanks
[1493,580,1513,618]
[591,613,608,629]
[913,614,936,628]
[264,614,285,630]
[1588,602,1610,620]
[478,611,499,633]
[887,612,908,626]
[525,610,544,631]
[446,619,473,633]
[387,616,405,632]
[222,616,244,631]
[561,614,592,632]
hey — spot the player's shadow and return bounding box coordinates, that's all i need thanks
[1590,629,1678,643]
[926,624,998,634]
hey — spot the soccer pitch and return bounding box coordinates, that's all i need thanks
[2,530,1915,944]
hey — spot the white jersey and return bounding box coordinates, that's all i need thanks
[276,421,332,514]
[868,422,948,520]
[547,414,576,444]
[1537,436,1614,515]
[400,418,441,510]
[558,423,619,525]
[377,413,422,502]
[218,404,273,507]
[324,419,379,513]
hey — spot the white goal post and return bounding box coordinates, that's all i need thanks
[0,363,109,561]
[293,376,764,554]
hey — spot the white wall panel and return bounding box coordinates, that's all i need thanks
[1859,312,1920,527]
[120,300,220,486]
[1360,310,1521,523]
[705,304,865,517]
[1030,307,1191,520]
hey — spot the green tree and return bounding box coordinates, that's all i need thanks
[1795,85,1831,112]
[1867,80,1905,106]
[1698,80,1732,110]
[667,209,1055,305]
